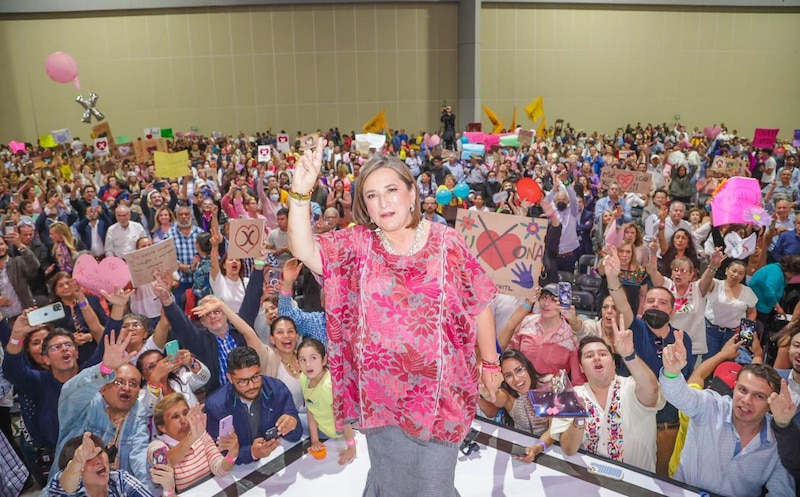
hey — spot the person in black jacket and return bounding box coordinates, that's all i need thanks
[75,205,112,258]
[440,106,456,151]
[768,378,800,494]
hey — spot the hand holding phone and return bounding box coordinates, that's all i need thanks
[27,303,66,326]
[151,446,168,466]
[218,415,234,438]
[739,319,756,347]
[264,426,279,440]
[165,340,179,358]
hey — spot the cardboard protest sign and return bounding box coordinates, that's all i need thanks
[355,141,370,157]
[154,150,190,178]
[73,255,131,295]
[257,145,271,163]
[710,177,762,227]
[91,122,116,153]
[124,238,180,287]
[753,128,779,149]
[618,150,634,160]
[276,133,290,154]
[455,209,548,298]
[228,218,266,259]
[144,127,162,140]
[599,168,652,197]
[134,139,168,164]
[519,130,533,147]
[298,132,320,151]
[710,155,746,177]
[355,133,386,150]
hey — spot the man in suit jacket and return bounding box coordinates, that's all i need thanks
[75,205,113,258]
[204,347,301,464]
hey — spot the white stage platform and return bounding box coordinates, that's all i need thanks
[182,418,707,496]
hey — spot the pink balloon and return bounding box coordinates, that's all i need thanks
[45,52,80,88]
[429,134,441,146]
[703,126,722,139]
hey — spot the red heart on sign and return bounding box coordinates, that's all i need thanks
[475,230,521,271]
[146,134,153,139]
[73,254,131,295]
[616,173,635,191]
[234,225,261,254]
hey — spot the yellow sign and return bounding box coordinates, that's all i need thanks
[39,134,57,148]
[154,150,189,178]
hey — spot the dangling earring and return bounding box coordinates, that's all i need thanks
[410,204,415,213]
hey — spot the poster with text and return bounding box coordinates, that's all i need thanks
[124,238,180,287]
[455,209,548,298]
[600,168,652,197]
[228,218,266,259]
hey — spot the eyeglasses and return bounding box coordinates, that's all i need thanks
[121,322,144,329]
[48,342,74,352]
[232,373,262,387]
[671,267,690,274]
[111,378,141,389]
[502,366,527,382]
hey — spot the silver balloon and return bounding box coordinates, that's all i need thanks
[76,93,105,123]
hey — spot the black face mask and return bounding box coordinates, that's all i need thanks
[556,202,568,211]
[642,309,670,329]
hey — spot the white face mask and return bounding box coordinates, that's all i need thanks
[269,194,280,202]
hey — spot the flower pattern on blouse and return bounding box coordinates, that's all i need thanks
[584,377,623,462]
[317,223,496,445]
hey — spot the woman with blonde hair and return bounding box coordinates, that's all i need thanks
[49,221,84,274]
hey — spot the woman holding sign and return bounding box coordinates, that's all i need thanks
[287,139,501,497]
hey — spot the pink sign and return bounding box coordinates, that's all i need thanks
[8,141,26,154]
[73,255,131,295]
[711,177,763,227]
[752,128,779,149]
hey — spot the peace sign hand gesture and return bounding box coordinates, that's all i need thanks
[611,313,633,358]
[662,329,687,378]
[293,137,326,195]
[768,379,798,428]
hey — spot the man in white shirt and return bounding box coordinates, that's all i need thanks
[644,201,702,254]
[550,317,665,473]
[104,205,147,258]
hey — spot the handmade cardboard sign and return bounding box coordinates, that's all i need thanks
[257,145,271,163]
[228,218,266,259]
[298,132,320,151]
[134,139,168,163]
[599,168,652,196]
[519,130,533,146]
[92,122,116,153]
[94,137,110,157]
[710,156,746,177]
[753,128,779,149]
[144,127,162,140]
[455,209,548,298]
[73,255,131,295]
[276,133,290,154]
[154,150,189,178]
[124,238,180,287]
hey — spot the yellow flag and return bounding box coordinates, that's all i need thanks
[537,116,548,139]
[524,97,545,124]
[154,150,190,179]
[39,134,57,148]
[482,104,505,134]
[510,107,517,130]
[362,109,388,134]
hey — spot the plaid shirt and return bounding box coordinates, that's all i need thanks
[0,430,28,497]
[215,332,238,386]
[167,225,203,284]
[48,469,153,497]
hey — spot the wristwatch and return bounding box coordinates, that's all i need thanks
[623,351,637,362]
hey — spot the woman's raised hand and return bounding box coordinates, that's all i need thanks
[293,137,326,194]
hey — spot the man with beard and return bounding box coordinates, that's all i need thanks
[53,330,152,488]
[139,185,177,231]
[204,346,301,464]
[545,174,580,272]
[75,205,112,259]
[660,337,795,496]
[603,246,693,476]
[168,205,203,306]
[421,195,447,226]
[551,318,664,473]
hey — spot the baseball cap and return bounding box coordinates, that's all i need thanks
[541,283,559,297]
[709,361,742,396]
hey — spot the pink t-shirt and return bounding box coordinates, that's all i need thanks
[317,222,496,445]
[508,314,586,386]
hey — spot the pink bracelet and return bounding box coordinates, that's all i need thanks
[8,337,22,346]
[346,439,356,447]
[224,454,236,463]
[280,290,292,297]
[99,363,113,375]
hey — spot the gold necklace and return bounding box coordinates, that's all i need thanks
[282,357,301,376]
[377,219,427,256]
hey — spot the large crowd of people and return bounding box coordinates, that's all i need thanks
[0,119,799,497]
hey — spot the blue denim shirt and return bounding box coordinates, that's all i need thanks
[53,365,151,487]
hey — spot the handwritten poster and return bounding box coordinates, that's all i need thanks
[599,168,653,197]
[228,218,266,259]
[133,139,168,164]
[124,238,180,287]
[455,209,548,298]
[518,130,534,147]
[73,255,131,295]
[753,128,779,149]
[710,156,746,177]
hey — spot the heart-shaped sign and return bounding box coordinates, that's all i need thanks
[475,230,521,271]
[235,225,260,253]
[73,254,131,295]
[146,134,153,139]
[616,173,635,191]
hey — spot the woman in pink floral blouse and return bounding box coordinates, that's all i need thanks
[287,139,502,496]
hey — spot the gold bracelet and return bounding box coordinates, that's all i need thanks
[287,189,313,201]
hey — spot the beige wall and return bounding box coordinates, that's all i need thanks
[480,5,800,139]
[0,4,458,143]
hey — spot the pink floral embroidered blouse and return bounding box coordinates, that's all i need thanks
[317,222,496,445]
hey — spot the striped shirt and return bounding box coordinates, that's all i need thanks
[148,432,227,492]
[215,333,238,385]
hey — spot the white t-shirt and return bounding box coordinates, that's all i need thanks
[704,279,758,329]
[551,375,664,473]
[210,272,249,314]
[664,278,708,355]
[762,156,777,184]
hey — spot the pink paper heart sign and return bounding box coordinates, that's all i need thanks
[73,254,131,295]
